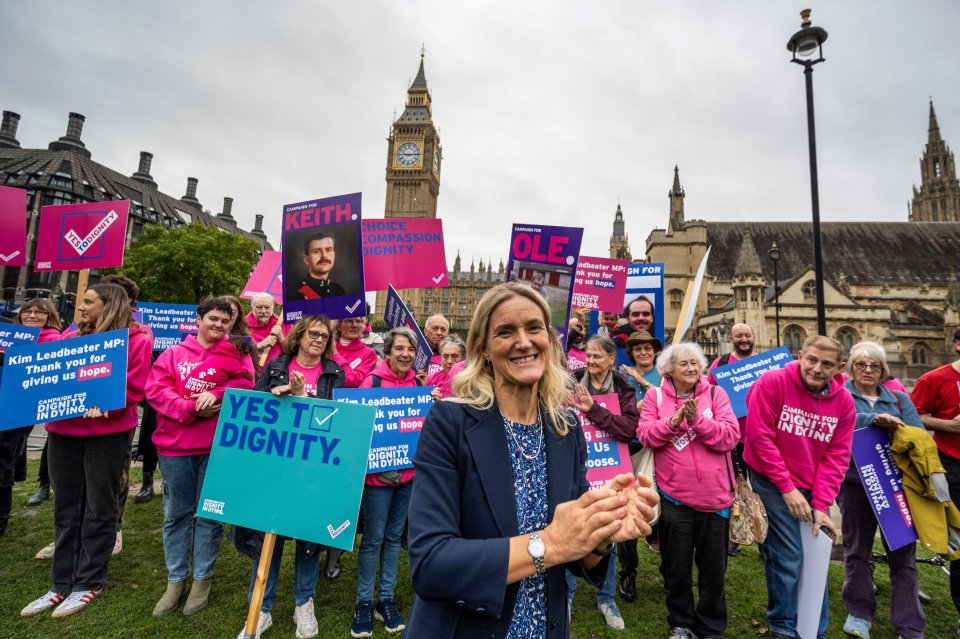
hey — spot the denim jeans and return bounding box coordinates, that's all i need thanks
[750,470,829,639]
[48,431,130,594]
[356,482,412,602]
[565,548,617,605]
[838,481,925,637]
[658,499,729,637]
[247,538,322,611]
[158,454,223,582]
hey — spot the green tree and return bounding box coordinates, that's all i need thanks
[113,223,260,303]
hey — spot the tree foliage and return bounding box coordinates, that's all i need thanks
[113,223,260,304]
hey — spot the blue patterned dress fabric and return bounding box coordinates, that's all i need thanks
[503,415,549,639]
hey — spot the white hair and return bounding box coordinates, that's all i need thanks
[847,341,890,379]
[656,342,709,378]
[250,292,275,305]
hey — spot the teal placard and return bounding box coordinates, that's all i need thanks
[196,388,375,551]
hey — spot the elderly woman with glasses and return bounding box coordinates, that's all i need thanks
[838,341,926,639]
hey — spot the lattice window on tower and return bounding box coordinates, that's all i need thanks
[934,159,942,177]
[835,326,859,353]
[750,289,759,302]
[802,280,817,300]
[669,289,683,312]
[911,342,929,366]
[784,324,806,356]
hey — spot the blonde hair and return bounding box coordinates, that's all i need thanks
[451,283,574,435]
[78,283,133,335]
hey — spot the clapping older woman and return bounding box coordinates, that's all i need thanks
[404,283,658,639]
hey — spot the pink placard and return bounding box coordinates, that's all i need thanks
[361,218,448,291]
[578,392,633,490]
[0,185,27,266]
[34,200,130,271]
[241,250,284,300]
[571,256,629,313]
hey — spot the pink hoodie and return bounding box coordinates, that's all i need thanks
[743,360,855,512]
[45,324,153,438]
[333,337,378,388]
[637,378,740,512]
[360,359,419,486]
[246,311,288,363]
[37,327,62,344]
[427,360,466,399]
[147,335,255,456]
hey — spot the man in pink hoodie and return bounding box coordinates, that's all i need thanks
[247,292,288,364]
[743,335,854,639]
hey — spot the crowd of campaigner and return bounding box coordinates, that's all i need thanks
[3,277,960,639]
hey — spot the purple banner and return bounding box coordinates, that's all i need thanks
[383,285,433,373]
[851,426,917,551]
[281,193,365,323]
[506,224,583,344]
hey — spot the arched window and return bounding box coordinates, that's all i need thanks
[802,280,817,300]
[784,324,806,356]
[911,342,929,366]
[669,288,683,312]
[835,326,860,353]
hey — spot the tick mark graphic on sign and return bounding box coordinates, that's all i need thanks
[64,209,119,256]
[432,273,445,283]
[345,300,361,313]
[328,520,350,539]
[0,250,21,262]
[314,408,338,430]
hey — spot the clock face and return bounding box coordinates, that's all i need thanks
[433,150,440,176]
[396,142,421,167]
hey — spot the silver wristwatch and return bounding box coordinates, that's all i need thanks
[528,531,546,574]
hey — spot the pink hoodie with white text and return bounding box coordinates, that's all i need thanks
[333,337,378,388]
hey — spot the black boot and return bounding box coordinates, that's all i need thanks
[0,485,13,535]
[134,472,155,504]
[325,548,343,580]
[25,483,50,506]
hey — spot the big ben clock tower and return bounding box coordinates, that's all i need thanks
[384,50,441,218]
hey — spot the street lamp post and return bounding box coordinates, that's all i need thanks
[769,243,783,347]
[787,8,828,336]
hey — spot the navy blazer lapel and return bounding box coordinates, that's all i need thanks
[463,405,518,538]
[545,409,575,516]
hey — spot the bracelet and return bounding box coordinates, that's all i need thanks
[592,541,615,557]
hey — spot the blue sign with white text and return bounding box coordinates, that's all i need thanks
[196,389,376,550]
[334,386,435,473]
[0,329,129,431]
[711,346,794,418]
[137,302,198,351]
[0,324,40,353]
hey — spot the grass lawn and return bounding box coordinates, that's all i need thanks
[1,461,955,639]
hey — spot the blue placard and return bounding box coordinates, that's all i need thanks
[851,426,918,551]
[334,386,435,473]
[196,389,376,550]
[711,346,794,418]
[0,324,40,353]
[383,285,434,373]
[0,329,129,431]
[137,302,198,351]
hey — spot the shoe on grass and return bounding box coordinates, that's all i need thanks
[843,614,871,638]
[668,627,698,639]
[25,483,51,506]
[375,598,406,634]
[183,578,212,615]
[152,581,185,617]
[597,601,625,630]
[351,600,373,638]
[35,541,55,560]
[236,610,272,639]
[293,598,318,639]
[51,590,100,618]
[20,591,64,617]
[112,530,122,556]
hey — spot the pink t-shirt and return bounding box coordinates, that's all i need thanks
[288,359,323,397]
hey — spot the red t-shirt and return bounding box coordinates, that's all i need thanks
[911,363,960,459]
[288,359,323,397]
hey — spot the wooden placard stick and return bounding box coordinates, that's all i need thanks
[242,531,277,639]
[72,269,90,324]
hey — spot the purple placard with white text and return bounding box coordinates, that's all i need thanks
[506,224,583,344]
[0,185,27,266]
[578,393,632,491]
[241,251,284,300]
[383,285,433,373]
[572,256,629,313]
[35,200,130,271]
[281,193,365,323]
[851,426,918,551]
[362,218,448,291]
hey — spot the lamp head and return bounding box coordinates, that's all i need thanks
[787,9,828,63]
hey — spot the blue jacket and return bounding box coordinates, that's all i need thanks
[843,379,924,485]
[404,400,608,639]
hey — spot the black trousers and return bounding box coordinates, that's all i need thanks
[48,431,129,594]
[137,402,158,474]
[38,439,50,486]
[940,452,960,615]
[658,499,729,638]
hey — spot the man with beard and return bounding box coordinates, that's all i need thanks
[910,328,960,626]
[291,232,346,300]
[611,295,655,348]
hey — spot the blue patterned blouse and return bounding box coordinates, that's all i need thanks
[503,415,549,639]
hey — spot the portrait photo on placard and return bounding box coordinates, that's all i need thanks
[509,260,573,328]
[283,221,363,302]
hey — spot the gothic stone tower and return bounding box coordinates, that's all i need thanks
[609,203,632,260]
[910,100,960,222]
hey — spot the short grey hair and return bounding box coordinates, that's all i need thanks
[384,327,419,357]
[250,292,275,305]
[656,342,708,379]
[847,341,890,379]
[585,335,617,360]
[438,334,466,359]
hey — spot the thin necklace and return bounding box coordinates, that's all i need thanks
[502,411,543,461]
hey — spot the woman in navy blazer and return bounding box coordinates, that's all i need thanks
[405,283,658,639]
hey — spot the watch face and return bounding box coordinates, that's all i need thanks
[528,534,545,557]
[396,142,421,167]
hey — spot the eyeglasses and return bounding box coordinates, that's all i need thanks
[306,329,330,342]
[21,309,48,316]
[853,362,882,372]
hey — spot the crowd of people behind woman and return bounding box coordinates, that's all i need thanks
[4,278,957,639]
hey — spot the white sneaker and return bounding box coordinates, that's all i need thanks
[112,530,123,556]
[20,591,64,617]
[237,611,272,639]
[35,541,55,560]
[294,598,319,638]
[51,590,100,618]
[597,601,625,630]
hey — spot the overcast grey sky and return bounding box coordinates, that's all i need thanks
[3,1,956,265]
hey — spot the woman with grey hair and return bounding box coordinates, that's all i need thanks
[429,334,466,399]
[637,342,739,639]
[839,341,926,639]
